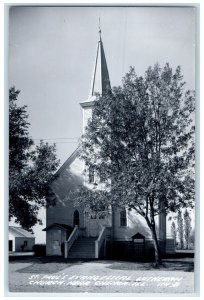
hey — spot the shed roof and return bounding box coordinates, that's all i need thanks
[132,232,145,240]
[9,226,35,238]
[42,223,73,233]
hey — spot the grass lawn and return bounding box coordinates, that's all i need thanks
[8,257,194,294]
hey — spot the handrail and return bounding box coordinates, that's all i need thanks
[95,226,106,259]
[64,225,78,258]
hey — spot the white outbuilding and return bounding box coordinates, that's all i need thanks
[9,226,35,252]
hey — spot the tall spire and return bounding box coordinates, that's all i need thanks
[80,23,111,132]
[88,21,111,99]
[98,17,101,41]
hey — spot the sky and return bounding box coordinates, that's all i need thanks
[8,6,196,242]
[9,6,195,164]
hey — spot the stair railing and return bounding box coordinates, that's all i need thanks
[95,226,106,259]
[64,225,79,258]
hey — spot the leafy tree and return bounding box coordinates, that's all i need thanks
[79,63,195,266]
[9,87,33,171]
[171,221,177,245]
[177,210,184,249]
[9,87,60,230]
[183,209,192,249]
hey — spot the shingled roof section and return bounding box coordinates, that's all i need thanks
[42,223,73,233]
[132,232,145,240]
[9,226,35,238]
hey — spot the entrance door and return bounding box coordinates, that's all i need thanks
[51,229,62,255]
[85,212,109,237]
[88,215,99,237]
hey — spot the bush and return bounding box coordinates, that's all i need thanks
[33,244,46,256]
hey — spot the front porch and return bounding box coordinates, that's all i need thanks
[64,225,111,259]
[43,223,175,259]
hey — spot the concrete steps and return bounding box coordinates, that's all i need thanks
[68,237,97,258]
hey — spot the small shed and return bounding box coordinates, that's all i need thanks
[9,226,35,252]
[43,223,73,256]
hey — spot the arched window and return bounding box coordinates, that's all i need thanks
[120,210,127,227]
[73,210,80,226]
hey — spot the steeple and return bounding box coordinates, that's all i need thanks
[80,23,111,132]
[88,22,111,99]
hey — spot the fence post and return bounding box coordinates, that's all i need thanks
[104,229,106,257]
[95,240,99,259]
[64,241,68,259]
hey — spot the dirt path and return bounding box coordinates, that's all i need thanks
[8,259,194,294]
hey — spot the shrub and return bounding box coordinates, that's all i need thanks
[33,244,46,256]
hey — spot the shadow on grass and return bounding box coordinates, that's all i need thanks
[10,256,194,274]
[11,257,96,274]
[162,260,194,272]
[105,260,194,272]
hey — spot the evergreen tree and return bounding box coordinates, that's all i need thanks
[177,210,184,249]
[171,221,177,245]
[189,228,195,249]
[183,209,192,249]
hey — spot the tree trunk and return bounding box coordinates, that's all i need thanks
[145,215,162,267]
[150,224,162,267]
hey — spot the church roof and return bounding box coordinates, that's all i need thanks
[55,146,80,176]
[81,25,111,106]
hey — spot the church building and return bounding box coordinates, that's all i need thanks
[43,27,175,259]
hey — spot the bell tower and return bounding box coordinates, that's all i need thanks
[80,22,111,133]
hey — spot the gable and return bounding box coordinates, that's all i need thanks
[55,146,81,176]
[9,226,35,238]
[132,232,145,240]
[49,147,85,205]
[43,223,73,233]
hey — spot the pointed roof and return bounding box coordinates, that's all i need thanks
[42,223,73,232]
[132,232,145,240]
[81,25,111,107]
[89,30,111,98]
[9,226,35,238]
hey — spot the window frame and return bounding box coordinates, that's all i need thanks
[73,209,80,226]
[120,209,128,227]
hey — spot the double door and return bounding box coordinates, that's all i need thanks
[86,213,108,237]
